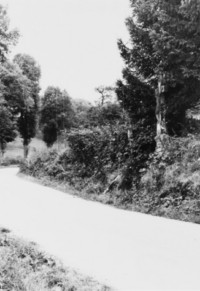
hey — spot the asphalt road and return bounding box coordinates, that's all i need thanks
[1,167,200,290]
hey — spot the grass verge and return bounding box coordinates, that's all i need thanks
[0,227,110,291]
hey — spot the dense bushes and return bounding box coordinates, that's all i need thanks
[21,126,132,190]
[68,127,130,169]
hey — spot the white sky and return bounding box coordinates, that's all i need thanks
[1,0,130,102]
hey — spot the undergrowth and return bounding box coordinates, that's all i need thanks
[20,130,200,224]
[139,135,200,222]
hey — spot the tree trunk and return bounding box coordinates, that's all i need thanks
[0,141,6,157]
[23,139,30,159]
[155,80,167,152]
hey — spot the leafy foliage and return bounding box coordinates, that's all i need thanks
[116,72,156,179]
[40,86,74,147]
[86,103,122,127]
[13,54,41,83]
[13,54,41,149]
[0,104,17,155]
[116,71,156,128]
[0,5,19,61]
[0,61,30,114]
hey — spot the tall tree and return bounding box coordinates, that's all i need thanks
[117,0,200,149]
[13,54,41,157]
[0,61,34,157]
[40,86,74,147]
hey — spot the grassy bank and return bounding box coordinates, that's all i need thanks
[19,135,200,224]
[0,227,110,291]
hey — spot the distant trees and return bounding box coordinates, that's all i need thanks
[71,99,91,128]
[40,86,74,147]
[95,86,115,106]
[87,103,122,128]
[71,97,122,129]
[87,86,122,128]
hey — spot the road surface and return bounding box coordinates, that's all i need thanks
[0,167,200,290]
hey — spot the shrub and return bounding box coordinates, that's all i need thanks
[67,127,131,177]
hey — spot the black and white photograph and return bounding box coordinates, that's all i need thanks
[0,0,200,290]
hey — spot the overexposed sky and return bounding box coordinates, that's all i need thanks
[2,0,130,102]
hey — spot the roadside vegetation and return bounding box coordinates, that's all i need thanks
[0,228,109,291]
[20,132,200,224]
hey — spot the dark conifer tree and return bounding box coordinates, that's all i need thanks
[117,0,200,141]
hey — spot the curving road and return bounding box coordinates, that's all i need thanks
[1,167,200,290]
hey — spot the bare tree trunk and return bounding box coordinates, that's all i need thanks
[23,139,30,159]
[155,80,167,152]
[0,141,6,157]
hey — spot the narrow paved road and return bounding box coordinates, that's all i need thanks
[1,168,200,290]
